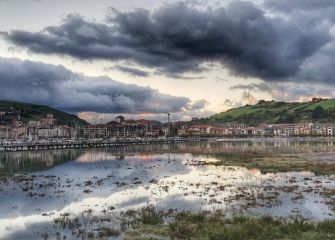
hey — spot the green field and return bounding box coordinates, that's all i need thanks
[210,99,335,125]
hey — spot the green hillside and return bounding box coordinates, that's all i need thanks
[0,100,87,125]
[210,99,335,125]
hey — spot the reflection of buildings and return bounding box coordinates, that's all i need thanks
[0,149,81,172]
[76,151,111,162]
[2,140,333,174]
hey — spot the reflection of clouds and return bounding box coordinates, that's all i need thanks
[138,154,155,161]
[3,161,333,239]
[0,152,192,219]
[248,168,261,176]
[76,151,114,163]
[159,196,204,212]
[76,152,177,163]
[0,187,152,239]
[0,214,53,240]
[1,141,335,239]
[2,222,56,240]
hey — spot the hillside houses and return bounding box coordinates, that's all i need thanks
[178,124,264,137]
[179,123,335,137]
[1,112,335,141]
[0,114,73,140]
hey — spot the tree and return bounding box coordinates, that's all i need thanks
[312,106,327,119]
[278,113,294,123]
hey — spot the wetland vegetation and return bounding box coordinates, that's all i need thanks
[51,206,335,240]
[0,139,334,239]
[211,152,335,175]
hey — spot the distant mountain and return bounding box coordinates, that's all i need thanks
[210,99,335,125]
[0,100,87,125]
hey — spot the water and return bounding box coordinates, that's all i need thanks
[0,139,334,239]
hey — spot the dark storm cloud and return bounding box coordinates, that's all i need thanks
[109,65,150,77]
[4,1,332,81]
[0,57,191,114]
[269,83,335,102]
[230,81,335,103]
[265,0,335,13]
[230,83,271,92]
[188,99,208,110]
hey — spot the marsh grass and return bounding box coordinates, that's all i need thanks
[125,210,335,240]
[140,205,164,225]
[53,207,335,239]
[211,153,335,175]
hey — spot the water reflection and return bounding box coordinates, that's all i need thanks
[0,139,334,239]
[0,149,83,174]
[1,138,335,175]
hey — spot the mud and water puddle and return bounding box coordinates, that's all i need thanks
[0,139,334,239]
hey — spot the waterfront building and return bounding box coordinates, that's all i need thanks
[39,114,57,128]
[37,126,70,139]
[186,125,211,135]
[0,125,11,139]
[12,127,28,140]
[115,116,125,124]
[82,124,107,139]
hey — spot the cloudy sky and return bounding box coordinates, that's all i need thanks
[1,0,335,123]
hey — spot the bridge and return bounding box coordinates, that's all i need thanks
[0,138,200,152]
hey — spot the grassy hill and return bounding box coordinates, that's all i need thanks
[0,100,87,125]
[210,99,335,125]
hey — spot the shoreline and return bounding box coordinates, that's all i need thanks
[2,136,335,152]
[0,138,201,152]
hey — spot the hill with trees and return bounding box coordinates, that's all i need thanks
[209,98,335,125]
[0,100,87,125]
